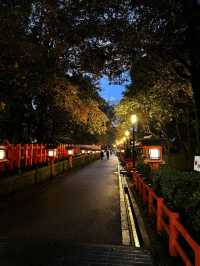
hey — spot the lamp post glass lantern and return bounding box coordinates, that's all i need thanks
[0,146,6,161]
[48,149,57,158]
[68,148,74,156]
[125,130,130,137]
[131,114,137,168]
[149,148,160,160]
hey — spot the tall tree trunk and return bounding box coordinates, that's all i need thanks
[184,0,200,153]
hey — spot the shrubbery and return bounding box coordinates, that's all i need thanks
[152,166,200,240]
[137,161,152,180]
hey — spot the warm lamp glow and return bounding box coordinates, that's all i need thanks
[68,149,74,155]
[81,150,85,154]
[125,130,130,137]
[131,114,137,124]
[123,137,126,142]
[0,146,6,160]
[48,149,57,157]
[149,149,160,159]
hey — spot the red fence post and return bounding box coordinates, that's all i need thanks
[143,184,147,204]
[138,176,143,199]
[141,181,144,201]
[133,171,137,190]
[157,197,164,233]
[16,144,21,169]
[30,144,33,167]
[24,144,28,167]
[195,246,200,266]
[169,212,179,256]
[148,189,154,216]
[7,144,14,170]
[39,144,42,164]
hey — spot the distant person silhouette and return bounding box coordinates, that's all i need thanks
[100,150,104,160]
[106,150,109,160]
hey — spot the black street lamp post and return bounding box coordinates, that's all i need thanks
[131,114,137,169]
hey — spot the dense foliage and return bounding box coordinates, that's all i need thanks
[153,166,200,241]
[0,1,200,147]
[115,0,200,155]
[0,1,120,143]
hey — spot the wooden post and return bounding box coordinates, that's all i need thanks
[30,144,33,167]
[35,144,38,164]
[7,144,14,170]
[69,155,73,168]
[135,173,139,192]
[50,159,55,177]
[157,198,164,233]
[39,144,42,164]
[148,189,154,216]
[195,246,200,266]
[16,144,21,169]
[169,212,179,256]
[143,184,148,204]
[24,144,28,167]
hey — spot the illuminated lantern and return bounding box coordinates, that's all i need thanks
[0,145,6,161]
[149,148,160,160]
[68,148,74,156]
[48,149,57,158]
[142,145,164,171]
[81,150,85,154]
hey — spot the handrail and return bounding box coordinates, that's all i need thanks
[0,143,100,173]
[133,170,200,266]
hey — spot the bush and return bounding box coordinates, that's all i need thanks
[137,161,152,180]
[153,166,200,239]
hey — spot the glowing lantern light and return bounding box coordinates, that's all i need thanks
[0,146,6,161]
[68,148,74,155]
[48,149,57,158]
[149,148,160,160]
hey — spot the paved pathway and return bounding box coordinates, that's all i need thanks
[0,155,121,244]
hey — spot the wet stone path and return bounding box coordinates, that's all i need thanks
[0,155,121,244]
[0,155,153,265]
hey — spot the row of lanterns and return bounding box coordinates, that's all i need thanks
[0,145,101,162]
[47,148,100,158]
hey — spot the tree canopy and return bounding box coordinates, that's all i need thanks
[0,1,200,147]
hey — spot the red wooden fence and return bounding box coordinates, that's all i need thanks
[0,143,100,172]
[133,171,200,266]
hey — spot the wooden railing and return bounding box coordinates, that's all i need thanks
[0,143,100,173]
[0,144,68,171]
[133,171,200,266]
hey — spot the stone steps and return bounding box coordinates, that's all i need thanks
[0,241,153,266]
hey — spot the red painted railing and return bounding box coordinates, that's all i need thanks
[133,171,200,266]
[1,143,69,171]
[0,143,100,173]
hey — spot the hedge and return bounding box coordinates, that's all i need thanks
[152,166,200,241]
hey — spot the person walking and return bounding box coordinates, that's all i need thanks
[100,150,104,160]
[106,150,109,160]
